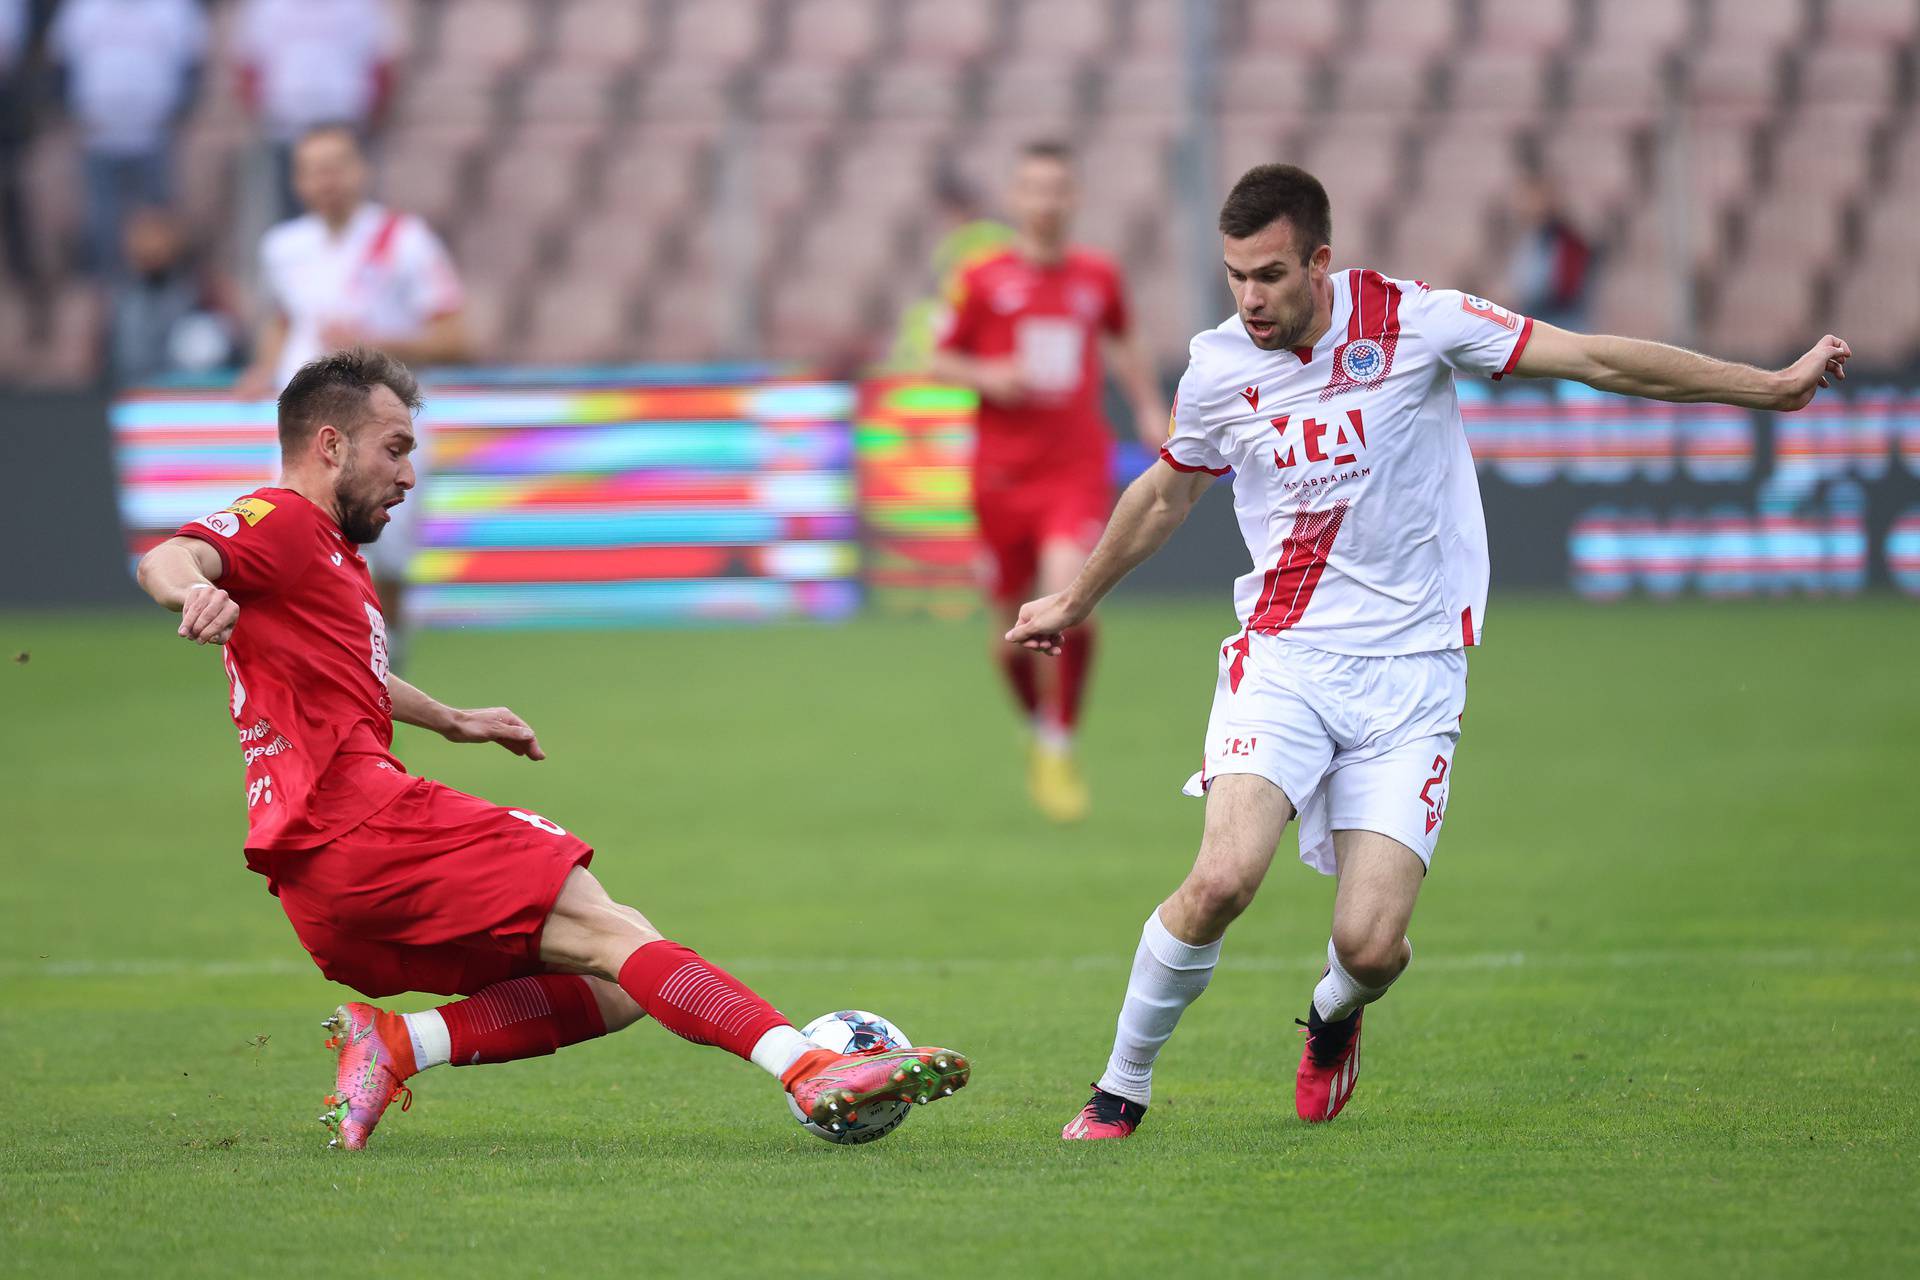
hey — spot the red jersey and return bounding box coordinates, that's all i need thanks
[175,488,412,852]
[937,247,1130,492]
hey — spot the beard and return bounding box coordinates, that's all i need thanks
[1243,278,1318,350]
[334,461,391,544]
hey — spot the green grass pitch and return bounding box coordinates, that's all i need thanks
[2,598,1915,1277]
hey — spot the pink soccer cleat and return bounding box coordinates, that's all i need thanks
[783,1044,971,1135]
[318,1002,415,1150]
[1295,1004,1363,1123]
[1061,1085,1147,1140]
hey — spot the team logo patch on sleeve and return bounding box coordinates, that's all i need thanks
[1461,295,1518,331]
[223,497,277,526]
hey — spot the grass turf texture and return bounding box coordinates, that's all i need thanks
[2,599,1915,1278]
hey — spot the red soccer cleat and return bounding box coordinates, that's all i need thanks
[783,1044,970,1135]
[318,1002,415,1149]
[1295,1004,1363,1123]
[1061,1084,1147,1140]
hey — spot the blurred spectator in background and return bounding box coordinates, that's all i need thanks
[1507,169,1594,331]
[108,204,239,384]
[48,0,206,277]
[234,0,396,220]
[236,123,468,669]
[889,172,1013,369]
[0,0,34,293]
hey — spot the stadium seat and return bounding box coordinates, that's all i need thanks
[1325,48,1440,115]
[1445,50,1551,114]
[1009,0,1120,62]
[864,65,969,123]
[1705,265,1817,362]
[1830,261,1920,359]
[635,67,739,126]
[897,0,1001,64]
[391,66,504,132]
[1093,58,1187,127]
[751,64,856,125]
[981,60,1089,124]
[784,0,890,67]
[1822,0,1920,46]
[476,134,594,227]
[1474,0,1577,52]
[1216,55,1322,118]
[550,0,656,68]
[516,65,624,130]
[1354,0,1462,56]
[1236,0,1350,57]
[431,0,537,75]
[1685,45,1788,121]
[1564,54,1672,124]
[1591,258,1686,345]
[522,270,638,364]
[1798,45,1900,108]
[378,132,477,230]
[661,0,771,67]
[1770,108,1880,201]
[1701,0,1811,50]
[1539,122,1644,226]
[1589,0,1695,54]
[458,279,523,363]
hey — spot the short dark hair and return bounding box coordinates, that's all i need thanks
[277,348,422,457]
[1021,139,1074,166]
[1217,164,1332,260]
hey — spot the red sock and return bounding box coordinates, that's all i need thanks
[616,940,790,1060]
[998,644,1042,718]
[438,974,607,1067]
[1054,623,1096,732]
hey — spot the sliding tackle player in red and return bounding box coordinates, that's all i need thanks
[138,348,971,1148]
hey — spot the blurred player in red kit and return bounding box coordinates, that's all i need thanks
[931,141,1167,822]
[136,348,971,1149]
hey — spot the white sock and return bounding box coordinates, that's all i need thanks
[1033,718,1073,752]
[1096,908,1222,1106]
[1311,936,1409,1022]
[749,1024,816,1080]
[403,1009,451,1071]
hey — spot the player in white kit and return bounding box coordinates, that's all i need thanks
[1008,165,1851,1137]
[235,124,470,670]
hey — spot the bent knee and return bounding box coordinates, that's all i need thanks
[1177,871,1259,929]
[1331,928,1408,985]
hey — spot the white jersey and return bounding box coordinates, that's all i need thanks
[1161,268,1534,656]
[259,203,463,392]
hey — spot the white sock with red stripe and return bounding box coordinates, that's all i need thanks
[1095,908,1221,1106]
[1312,937,1409,1022]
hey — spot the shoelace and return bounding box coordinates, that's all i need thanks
[1083,1087,1139,1124]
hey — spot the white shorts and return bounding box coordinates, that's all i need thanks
[1181,633,1467,876]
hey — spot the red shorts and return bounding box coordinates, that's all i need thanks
[249,777,594,998]
[974,472,1113,602]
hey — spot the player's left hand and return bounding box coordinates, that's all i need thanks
[1771,335,1851,410]
[446,707,546,760]
[1006,591,1087,656]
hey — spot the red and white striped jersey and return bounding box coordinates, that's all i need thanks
[1161,268,1534,655]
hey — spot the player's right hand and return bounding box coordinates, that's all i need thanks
[1771,335,1851,411]
[178,583,239,645]
[1005,591,1086,656]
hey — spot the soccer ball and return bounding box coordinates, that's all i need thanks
[787,1009,913,1145]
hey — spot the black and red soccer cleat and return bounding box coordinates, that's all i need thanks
[1061,1084,1147,1140]
[1295,1004,1363,1123]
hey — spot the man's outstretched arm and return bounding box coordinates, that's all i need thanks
[387,675,546,760]
[138,537,238,644]
[1006,458,1217,655]
[1512,324,1851,411]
